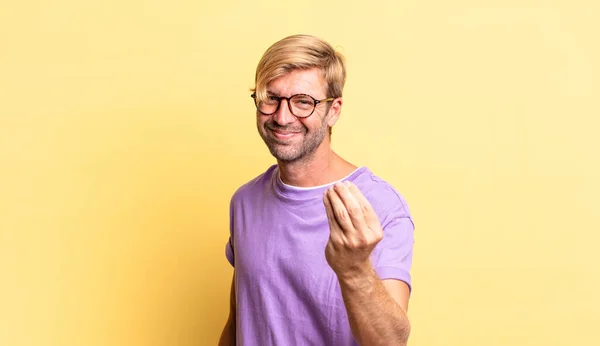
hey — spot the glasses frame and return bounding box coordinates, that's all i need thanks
[251,92,335,118]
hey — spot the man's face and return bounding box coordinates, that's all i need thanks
[256,68,335,163]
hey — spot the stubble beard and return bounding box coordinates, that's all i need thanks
[258,116,329,164]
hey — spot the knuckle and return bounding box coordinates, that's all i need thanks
[373,228,384,239]
[335,208,348,221]
[361,204,371,213]
[351,236,369,249]
[346,205,362,217]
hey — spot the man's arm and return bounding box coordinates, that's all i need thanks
[324,181,411,346]
[339,268,411,345]
[218,273,236,346]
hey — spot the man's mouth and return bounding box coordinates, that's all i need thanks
[270,128,302,140]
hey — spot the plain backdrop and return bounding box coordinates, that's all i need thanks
[1,0,599,345]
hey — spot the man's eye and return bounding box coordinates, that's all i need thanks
[268,96,279,101]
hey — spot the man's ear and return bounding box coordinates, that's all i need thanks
[326,97,343,127]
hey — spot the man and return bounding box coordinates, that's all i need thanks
[219,34,415,346]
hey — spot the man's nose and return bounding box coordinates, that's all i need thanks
[272,99,297,126]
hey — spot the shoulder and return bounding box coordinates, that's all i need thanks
[230,164,278,203]
[353,167,413,225]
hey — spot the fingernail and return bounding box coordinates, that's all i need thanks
[345,181,351,187]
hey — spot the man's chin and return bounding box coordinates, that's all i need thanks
[267,146,302,163]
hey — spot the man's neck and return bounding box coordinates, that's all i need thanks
[277,147,357,188]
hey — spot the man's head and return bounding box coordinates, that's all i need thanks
[252,34,347,163]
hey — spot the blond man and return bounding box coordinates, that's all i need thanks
[219,34,415,346]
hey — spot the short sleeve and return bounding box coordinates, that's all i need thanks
[372,216,415,292]
[225,237,235,267]
[225,197,235,267]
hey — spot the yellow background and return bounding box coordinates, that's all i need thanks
[1,0,599,345]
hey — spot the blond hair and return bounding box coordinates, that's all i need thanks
[252,34,346,102]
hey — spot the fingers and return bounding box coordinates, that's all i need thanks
[326,182,369,233]
[323,191,346,244]
[345,181,379,227]
[324,181,384,258]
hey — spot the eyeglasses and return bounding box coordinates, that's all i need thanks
[251,93,335,118]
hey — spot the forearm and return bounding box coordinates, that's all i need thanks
[220,274,236,345]
[218,315,236,346]
[338,265,410,346]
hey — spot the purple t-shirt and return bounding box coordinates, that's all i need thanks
[225,165,414,345]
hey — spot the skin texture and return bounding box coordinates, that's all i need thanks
[220,68,411,345]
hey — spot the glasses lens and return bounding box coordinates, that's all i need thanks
[257,95,279,114]
[290,95,315,117]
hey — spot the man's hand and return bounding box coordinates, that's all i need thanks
[323,181,383,280]
[323,181,411,345]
